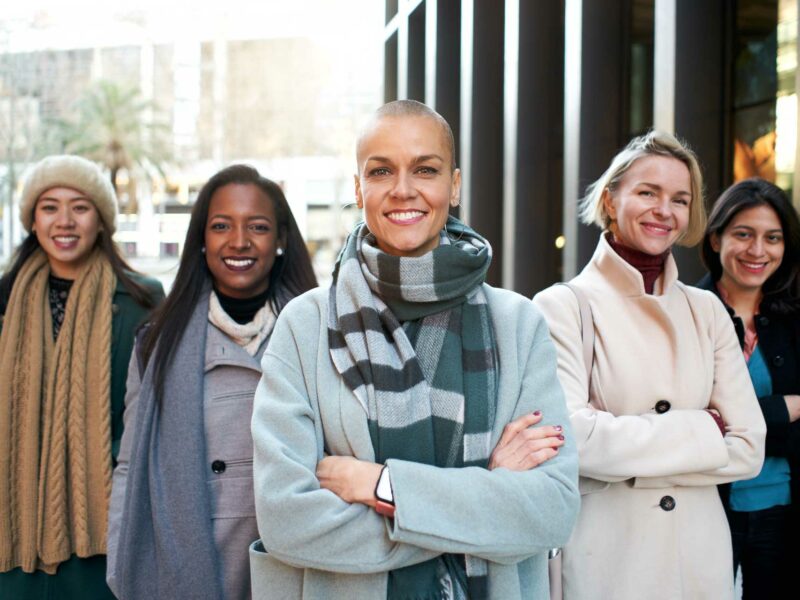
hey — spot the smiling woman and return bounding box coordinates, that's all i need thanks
[106,164,316,600]
[0,155,164,600]
[697,178,800,599]
[534,131,766,599]
[248,100,579,600]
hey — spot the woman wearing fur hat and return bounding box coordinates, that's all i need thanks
[105,164,317,600]
[0,155,164,599]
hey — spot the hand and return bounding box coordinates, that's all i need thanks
[785,395,800,423]
[488,411,565,471]
[705,408,727,436]
[316,456,383,507]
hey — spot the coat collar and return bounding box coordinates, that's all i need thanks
[204,320,265,373]
[581,232,679,297]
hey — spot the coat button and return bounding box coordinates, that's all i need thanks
[773,356,785,367]
[655,400,671,414]
[757,315,769,327]
[211,460,226,474]
[659,496,676,511]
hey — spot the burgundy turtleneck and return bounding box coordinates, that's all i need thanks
[606,233,670,294]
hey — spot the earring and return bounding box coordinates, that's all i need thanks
[201,247,206,254]
[276,247,284,256]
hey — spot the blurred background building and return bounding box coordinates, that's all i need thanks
[1,0,797,297]
[0,0,383,288]
[386,0,800,295]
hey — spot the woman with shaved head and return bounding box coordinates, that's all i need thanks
[248,100,579,600]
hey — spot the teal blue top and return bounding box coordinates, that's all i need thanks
[730,345,791,512]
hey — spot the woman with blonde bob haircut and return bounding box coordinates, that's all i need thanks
[534,130,765,599]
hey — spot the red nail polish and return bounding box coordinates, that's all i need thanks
[533,410,541,416]
[557,434,564,441]
[555,425,562,432]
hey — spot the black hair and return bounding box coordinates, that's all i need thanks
[701,177,800,313]
[0,225,158,316]
[140,164,317,397]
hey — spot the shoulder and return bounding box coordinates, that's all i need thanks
[675,281,726,315]
[270,287,328,345]
[483,284,550,347]
[115,271,165,302]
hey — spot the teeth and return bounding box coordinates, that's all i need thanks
[389,210,424,221]
[741,261,766,270]
[224,258,255,268]
[54,236,78,243]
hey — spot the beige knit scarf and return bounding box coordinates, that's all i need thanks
[0,248,115,574]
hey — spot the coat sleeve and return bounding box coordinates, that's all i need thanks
[385,321,580,563]
[106,348,142,594]
[534,284,762,483]
[633,298,765,488]
[251,312,440,574]
[252,301,579,572]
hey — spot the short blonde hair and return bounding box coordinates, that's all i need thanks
[579,130,706,247]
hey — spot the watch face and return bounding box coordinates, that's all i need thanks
[376,467,393,502]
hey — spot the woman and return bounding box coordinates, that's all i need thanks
[533,131,766,599]
[696,178,800,598]
[0,155,164,599]
[249,100,579,600]
[106,164,316,600]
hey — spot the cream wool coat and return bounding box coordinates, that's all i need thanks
[533,234,765,600]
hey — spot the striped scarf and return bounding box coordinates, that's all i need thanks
[328,217,497,600]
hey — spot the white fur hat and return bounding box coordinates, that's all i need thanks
[19,155,119,234]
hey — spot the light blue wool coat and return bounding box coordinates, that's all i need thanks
[249,285,580,600]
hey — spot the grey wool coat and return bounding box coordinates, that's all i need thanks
[249,286,580,600]
[107,321,268,600]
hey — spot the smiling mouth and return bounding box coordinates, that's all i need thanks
[739,260,768,273]
[385,210,427,224]
[53,235,79,248]
[641,223,672,236]
[223,257,256,271]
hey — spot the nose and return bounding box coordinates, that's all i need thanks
[55,207,75,228]
[651,196,673,218]
[390,171,417,201]
[747,237,765,257]
[229,225,251,250]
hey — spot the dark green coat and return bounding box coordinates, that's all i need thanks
[0,272,164,600]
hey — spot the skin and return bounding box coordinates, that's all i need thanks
[711,205,800,421]
[317,114,564,507]
[603,155,692,256]
[32,187,102,279]
[354,114,461,257]
[204,183,282,299]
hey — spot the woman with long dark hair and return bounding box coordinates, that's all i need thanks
[106,164,316,600]
[696,178,800,598]
[0,155,164,599]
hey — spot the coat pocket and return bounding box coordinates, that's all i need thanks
[249,540,304,600]
[209,473,256,518]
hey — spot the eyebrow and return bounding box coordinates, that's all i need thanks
[365,154,445,164]
[38,195,92,203]
[730,224,782,233]
[636,182,691,196]
[208,214,273,222]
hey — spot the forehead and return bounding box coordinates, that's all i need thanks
[37,186,89,202]
[357,115,450,163]
[620,155,691,190]
[208,183,275,217]
[728,204,782,229]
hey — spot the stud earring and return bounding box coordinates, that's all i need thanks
[201,247,206,254]
[276,247,284,256]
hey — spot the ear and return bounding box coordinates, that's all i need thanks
[710,232,721,253]
[354,174,364,209]
[450,168,462,207]
[602,188,616,220]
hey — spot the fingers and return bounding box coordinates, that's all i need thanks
[489,433,565,471]
[502,425,564,456]
[516,446,560,470]
[497,411,543,447]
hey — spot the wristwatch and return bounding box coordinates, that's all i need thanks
[374,465,395,518]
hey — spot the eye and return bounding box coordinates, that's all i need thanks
[250,223,271,233]
[209,222,229,231]
[638,190,654,198]
[38,204,57,213]
[767,234,784,243]
[368,167,391,177]
[733,231,751,239]
[672,197,690,206]
[72,203,91,213]
[415,166,439,176]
